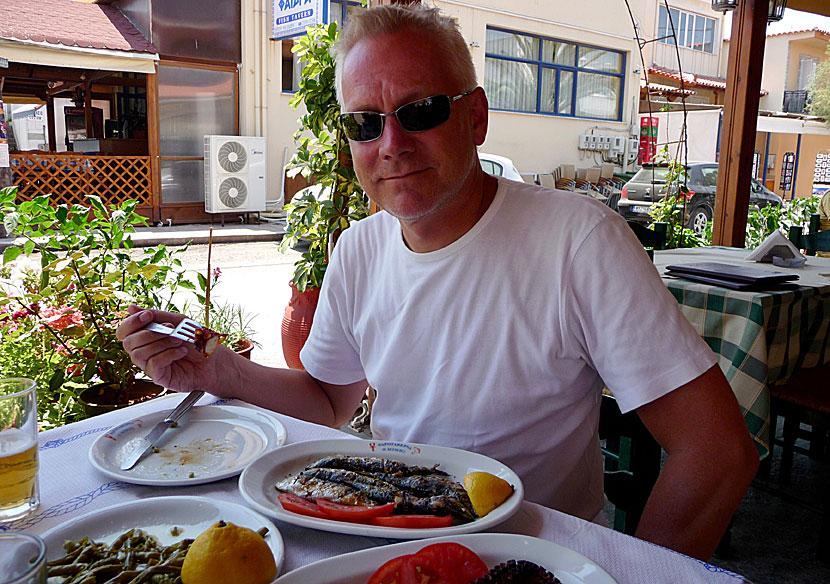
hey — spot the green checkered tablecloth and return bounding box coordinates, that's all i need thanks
[654,248,830,456]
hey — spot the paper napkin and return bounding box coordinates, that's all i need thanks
[745,230,806,265]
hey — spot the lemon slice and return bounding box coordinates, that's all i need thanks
[181,521,276,584]
[463,471,515,517]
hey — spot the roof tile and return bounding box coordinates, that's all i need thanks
[0,0,156,55]
[648,65,769,97]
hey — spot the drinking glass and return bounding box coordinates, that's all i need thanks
[0,379,39,523]
[0,532,46,584]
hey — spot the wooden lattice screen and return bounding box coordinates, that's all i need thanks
[9,153,152,207]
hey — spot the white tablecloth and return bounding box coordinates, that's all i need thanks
[6,393,750,583]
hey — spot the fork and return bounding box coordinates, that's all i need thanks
[144,317,201,343]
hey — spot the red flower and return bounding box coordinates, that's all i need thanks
[39,306,83,331]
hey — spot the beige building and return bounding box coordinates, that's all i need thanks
[239,0,682,197]
[730,27,830,200]
[236,1,830,204]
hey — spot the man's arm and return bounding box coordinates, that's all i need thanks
[117,306,369,428]
[634,364,759,560]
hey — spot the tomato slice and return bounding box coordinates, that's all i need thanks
[316,499,396,519]
[414,543,489,584]
[367,515,455,529]
[367,543,488,584]
[368,554,451,584]
[277,492,329,520]
[367,555,422,584]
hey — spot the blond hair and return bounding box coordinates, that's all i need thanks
[333,2,477,104]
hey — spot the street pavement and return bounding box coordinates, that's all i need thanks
[167,235,297,370]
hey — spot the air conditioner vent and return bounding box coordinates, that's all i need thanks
[217,140,248,173]
[218,176,248,208]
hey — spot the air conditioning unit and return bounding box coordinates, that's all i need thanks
[204,135,267,213]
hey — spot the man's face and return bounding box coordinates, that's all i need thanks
[340,29,488,225]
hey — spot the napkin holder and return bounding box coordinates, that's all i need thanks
[745,230,806,266]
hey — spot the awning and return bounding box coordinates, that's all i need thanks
[757,114,830,136]
[788,0,830,17]
[0,39,157,74]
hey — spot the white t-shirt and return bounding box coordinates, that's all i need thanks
[300,177,716,520]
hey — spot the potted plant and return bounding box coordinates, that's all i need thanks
[646,149,708,249]
[0,187,191,424]
[186,266,260,360]
[279,22,368,368]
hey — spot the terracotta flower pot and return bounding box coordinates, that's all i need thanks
[281,282,320,370]
[78,379,166,418]
[234,339,255,360]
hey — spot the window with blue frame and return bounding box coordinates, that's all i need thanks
[484,27,625,121]
[657,6,716,54]
[281,0,363,93]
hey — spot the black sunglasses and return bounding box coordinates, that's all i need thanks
[339,90,475,142]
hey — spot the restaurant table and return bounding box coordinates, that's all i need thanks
[654,246,830,456]
[3,393,749,583]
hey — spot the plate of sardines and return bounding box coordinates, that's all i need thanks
[237,439,524,539]
[40,496,284,583]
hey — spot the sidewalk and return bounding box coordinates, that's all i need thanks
[0,216,287,250]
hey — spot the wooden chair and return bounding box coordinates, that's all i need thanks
[765,213,830,561]
[599,393,662,534]
[539,173,556,189]
[554,164,577,191]
[604,190,621,212]
[788,213,830,257]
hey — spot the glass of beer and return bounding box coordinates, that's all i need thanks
[0,379,39,523]
[0,532,46,584]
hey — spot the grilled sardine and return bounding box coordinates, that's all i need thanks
[306,455,449,477]
[275,473,375,506]
[302,467,477,521]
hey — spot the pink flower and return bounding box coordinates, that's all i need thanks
[39,306,83,331]
[213,267,222,280]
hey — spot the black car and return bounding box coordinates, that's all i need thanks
[617,162,783,235]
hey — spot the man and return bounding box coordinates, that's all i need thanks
[117,3,758,560]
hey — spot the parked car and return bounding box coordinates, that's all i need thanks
[617,162,783,235]
[478,152,524,182]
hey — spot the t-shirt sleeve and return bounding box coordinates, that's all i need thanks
[299,237,367,386]
[563,215,717,413]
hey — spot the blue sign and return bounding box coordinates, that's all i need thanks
[272,0,328,40]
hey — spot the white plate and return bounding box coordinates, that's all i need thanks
[238,439,523,539]
[41,496,284,581]
[274,533,616,584]
[89,405,287,486]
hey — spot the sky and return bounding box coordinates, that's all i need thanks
[725,8,830,39]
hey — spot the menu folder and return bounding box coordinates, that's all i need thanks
[665,262,799,291]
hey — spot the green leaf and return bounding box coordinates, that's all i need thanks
[3,246,22,264]
[49,370,66,392]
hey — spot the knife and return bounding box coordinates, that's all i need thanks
[120,390,204,470]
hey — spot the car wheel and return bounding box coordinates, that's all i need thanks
[688,206,712,236]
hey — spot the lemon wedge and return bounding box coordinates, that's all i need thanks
[463,471,514,517]
[181,521,276,584]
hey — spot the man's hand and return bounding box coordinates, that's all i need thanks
[116,304,231,394]
[117,305,369,428]
[634,364,759,560]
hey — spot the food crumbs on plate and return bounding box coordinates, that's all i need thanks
[158,438,234,467]
[171,421,179,428]
[170,526,183,536]
[189,472,195,478]
[152,447,160,453]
